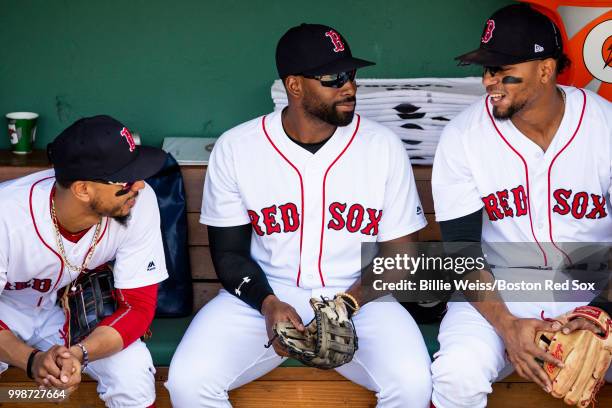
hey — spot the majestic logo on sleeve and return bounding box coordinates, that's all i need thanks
[481,20,495,44]
[120,127,136,152]
[248,202,382,237]
[325,30,345,53]
[482,185,607,221]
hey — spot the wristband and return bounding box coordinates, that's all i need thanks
[26,349,40,379]
[75,343,89,370]
[336,292,360,318]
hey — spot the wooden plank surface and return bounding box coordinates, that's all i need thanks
[229,381,377,407]
[416,179,434,214]
[189,247,216,280]
[418,214,441,241]
[1,368,610,408]
[413,165,432,181]
[181,166,206,213]
[187,213,208,245]
[0,149,49,166]
[0,150,50,182]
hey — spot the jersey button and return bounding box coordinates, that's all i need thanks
[537,222,544,229]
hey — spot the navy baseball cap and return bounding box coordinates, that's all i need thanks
[47,115,166,182]
[456,4,563,66]
[276,23,375,78]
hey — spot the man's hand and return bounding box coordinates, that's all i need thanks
[30,345,82,390]
[51,351,82,393]
[498,317,564,392]
[261,295,304,357]
[552,317,604,336]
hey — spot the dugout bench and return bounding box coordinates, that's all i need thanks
[0,150,609,408]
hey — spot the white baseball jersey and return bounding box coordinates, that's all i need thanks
[0,169,168,328]
[432,86,612,265]
[201,110,426,289]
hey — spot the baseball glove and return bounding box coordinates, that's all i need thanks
[535,306,612,406]
[60,264,118,346]
[272,296,358,369]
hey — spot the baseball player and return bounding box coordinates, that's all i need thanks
[430,5,612,408]
[0,115,168,407]
[166,23,432,407]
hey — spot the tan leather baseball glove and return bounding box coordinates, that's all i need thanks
[273,296,358,369]
[535,306,612,406]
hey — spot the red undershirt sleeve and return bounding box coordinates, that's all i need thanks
[99,283,158,348]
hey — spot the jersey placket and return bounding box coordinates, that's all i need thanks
[526,149,549,244]
[299,160,326,288]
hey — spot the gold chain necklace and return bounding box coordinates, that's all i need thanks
[50,195,102,291]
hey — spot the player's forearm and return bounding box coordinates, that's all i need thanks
[345,278,365,306]
[71,326,123,363]
[208,225,275,311]
[0,330,37,371]
[470,300,516,332]
[346,262,392,307]
[216,251,274,311]
[98,284,158,349]
[466,270,516,334]
[349,233,420,306]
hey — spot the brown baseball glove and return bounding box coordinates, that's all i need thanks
[535,306,612,406]
[272,296,358,369]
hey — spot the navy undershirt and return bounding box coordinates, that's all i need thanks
[286,133,332,154]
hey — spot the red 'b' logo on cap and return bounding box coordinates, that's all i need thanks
[481,19,495,44]
[325,30,345,53]
[120,127,136,152]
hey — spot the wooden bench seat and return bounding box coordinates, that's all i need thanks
[2,365,611,407]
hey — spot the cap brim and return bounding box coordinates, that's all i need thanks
[301,56,375,76]
[455,48,526,66]
[105,146,167,182]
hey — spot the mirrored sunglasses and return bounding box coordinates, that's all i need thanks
[303,69,356,88]
[92,180,136,196]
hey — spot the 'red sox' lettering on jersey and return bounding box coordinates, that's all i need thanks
[552,190,607,219]
[482,185,528,220]
[248,203,300,236]
[482,185,607,221]
[327,203,382,236]
[248,202,382,237]
[4,278,52,292]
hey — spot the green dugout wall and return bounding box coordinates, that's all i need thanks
[0,0,512,148]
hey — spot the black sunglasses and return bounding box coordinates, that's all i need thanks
[302,69,356,88]
[91,180,136,196]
